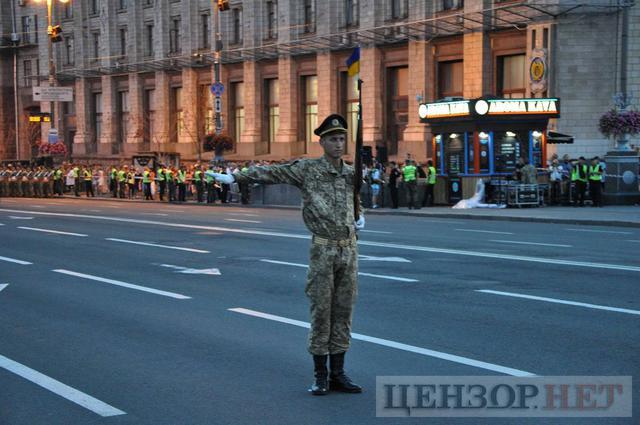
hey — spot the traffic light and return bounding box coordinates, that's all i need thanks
[217,0,230,11]
[50,25,63,43]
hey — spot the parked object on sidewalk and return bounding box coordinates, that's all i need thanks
[453,179,506,209]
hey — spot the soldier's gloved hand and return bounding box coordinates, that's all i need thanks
[354,215,365,231]
[205,171,235,184]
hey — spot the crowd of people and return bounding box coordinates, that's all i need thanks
[0,154,611,208]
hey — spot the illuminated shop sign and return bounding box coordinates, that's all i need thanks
[419,101,470,119]
[419,98,560,121]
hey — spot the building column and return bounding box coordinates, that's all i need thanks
[72,78,91,156]
[124,73,143,155]
[98,75,116,156]
[402,40,433,161]
[237,61,262,157]
[153,71,171,150]
[273,57,299,157]
[314,51,339,157]
[360,47,384,151]
[463,32,492,98]
[179,67,198,158]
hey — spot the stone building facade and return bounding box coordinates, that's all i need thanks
[0,0,637,164]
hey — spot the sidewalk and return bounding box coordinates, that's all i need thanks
[49,194,640,228]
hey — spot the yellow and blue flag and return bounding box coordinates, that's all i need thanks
[346,47,360,77]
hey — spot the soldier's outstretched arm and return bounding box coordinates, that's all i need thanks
[233,161,306,188]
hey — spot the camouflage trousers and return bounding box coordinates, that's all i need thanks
[305,237,358,355]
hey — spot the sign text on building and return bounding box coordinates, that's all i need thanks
[32,86,74,102]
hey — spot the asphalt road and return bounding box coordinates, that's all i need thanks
[0,197,638,425]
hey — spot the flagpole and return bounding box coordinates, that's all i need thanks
[354,77,363,221]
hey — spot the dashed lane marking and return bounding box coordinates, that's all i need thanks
[18,226,88,237]
[52,269,191,299]
[105,238,209,253]
[260,259,418,282]
[225,218,262,224]
[489,240,572,248]
[455,229,514,235]
[477,289,640,316]
[565,228,633,235]
[0,256,32,265]
[0,354,126,417]
[228,308,535,377]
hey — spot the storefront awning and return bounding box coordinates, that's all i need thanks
[546,131,574,144]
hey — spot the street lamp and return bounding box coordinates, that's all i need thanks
[213,0,229,135]
[35,0,70,137]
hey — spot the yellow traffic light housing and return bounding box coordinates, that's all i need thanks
[50,25,63,43]
[217,0,230,11]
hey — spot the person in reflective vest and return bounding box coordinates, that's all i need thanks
[126,168,136,199]
[72,165,81,197]
[53,167,63,196]
[167,167,177,202]
[176,166,187,202]
[194,165,204,203]
[206,166,218,203]
[110,166,118,197]
[156,165,166,201]
[571,157,588,207]
[117,166,127,199]
[422,159,437,207]
[589,156,603,207]
[82,165,94,197]
[402,159,418,209]
[143,167,153,200]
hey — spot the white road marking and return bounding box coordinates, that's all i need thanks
[225,218,262,224]
[236,213,260,217]
[565,228,632,235]
[626,240,640,243]
[0,256,32,265]
[52,269,191,299]
[140,213,168,216]
[2,209,638,273]
[160,264,221,275]
[477,289,640,316]
[260,259,418,282]
[359,255,411,263]
[0,223,4,226]
[0,284,7,293]
[88,209,102,213]
[32,205,45,208]
[489,240,572,248]
[455,229,514,235]
[0,354,126,417]
[105,238,210,253]
[229,308,535,377]
[360,230,393,234]
[18,226,88,237]
[9,216,34,220]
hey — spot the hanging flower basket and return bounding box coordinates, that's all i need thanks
[598,109,640,138]
[203,133,234,153]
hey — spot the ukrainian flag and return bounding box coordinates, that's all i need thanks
[346,47,360,77]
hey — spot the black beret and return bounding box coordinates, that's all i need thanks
[314,114,348,137]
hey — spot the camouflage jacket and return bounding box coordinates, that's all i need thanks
[234,156,357,240]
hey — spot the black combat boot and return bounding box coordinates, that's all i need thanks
[329,352,362,393]
[309,355,329,396]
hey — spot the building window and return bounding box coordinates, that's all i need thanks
[232,8,243,44]
[442,0,463,10]
[390,0,407,19]
[143,0,154,6]
[302,76,318,146]
[345,0,359,26]
[232,82,244,144]
[117,0,127,11]
[386,66,408,155]
[437,60,463,99]
[143,89,155,144]
[93,92,102,142]
[145,24,154,57]
[61,2,73,19]
[23,60,32,87]
[303,0,315,33]
[497,54,525,98]
[341,72,359,149]
[201,14,210,49]
[117,91,129,144]
[21,16,31,44]
[200,85,214,135]
[264,79,279,146]
[64,36,74,66]
[170,17,181,53]
[89,0,100,15]
[119,27,127,57]
[543,28,549,48]
[35,60,40,85]
[172,87,184,140]
[92,32,100,62]
[531,29,536,49]
[266,1,277,40]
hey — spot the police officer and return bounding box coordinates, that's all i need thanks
[572,157,588,207]
[110,165,118,197]
[83,165,95,197]
[142,167,153,200]
[207,114,365,396]
[156,164,166,201]
[117,166,127,199]
[589,156,604,207]
[193,165,204,203]
[423,159,437,207]
[176,166,187,202]
[402,159,418,209]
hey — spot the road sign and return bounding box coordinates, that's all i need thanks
[32,86,73,102]
[211,82,224,96]
[214,97,222,113]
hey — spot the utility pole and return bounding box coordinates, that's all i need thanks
[46,0,56,132]
[11,0,20,160]
[213,0,228,135]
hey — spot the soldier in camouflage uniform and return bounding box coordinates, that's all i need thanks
[207,114,365,396]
